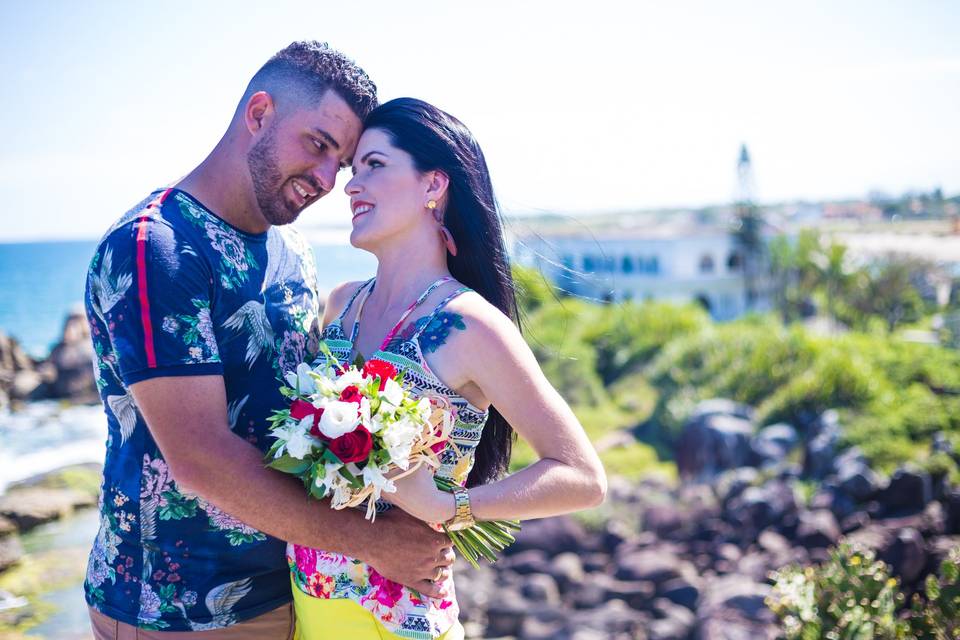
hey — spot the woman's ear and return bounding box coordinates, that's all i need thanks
[425,170,450,208]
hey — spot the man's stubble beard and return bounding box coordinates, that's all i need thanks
[247,126,299,227]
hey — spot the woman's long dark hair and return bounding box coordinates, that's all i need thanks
[363,97,518,487]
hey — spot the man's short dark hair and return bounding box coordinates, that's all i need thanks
[242,40,378,120]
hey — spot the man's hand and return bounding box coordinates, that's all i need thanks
[362,508,455,599]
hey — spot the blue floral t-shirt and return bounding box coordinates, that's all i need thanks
[83,188,322,630]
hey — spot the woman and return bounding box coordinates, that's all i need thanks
[288,98,607,639]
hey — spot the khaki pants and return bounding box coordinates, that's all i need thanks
[88,603,295,640]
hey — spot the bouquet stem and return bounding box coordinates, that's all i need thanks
[434,476,520,569]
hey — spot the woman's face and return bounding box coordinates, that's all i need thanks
[345,128,432,252]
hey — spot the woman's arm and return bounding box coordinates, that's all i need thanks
[388,294,607,523]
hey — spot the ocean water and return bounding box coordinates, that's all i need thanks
[0,240,378,358]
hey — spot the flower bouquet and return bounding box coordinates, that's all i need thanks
[264,345,519,568]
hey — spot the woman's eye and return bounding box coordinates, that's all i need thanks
[369,160,383,169]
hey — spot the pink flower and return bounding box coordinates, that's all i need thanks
[368,567,404,608]
[294,545,318,572]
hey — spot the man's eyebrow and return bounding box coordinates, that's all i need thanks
[311,128,341,151]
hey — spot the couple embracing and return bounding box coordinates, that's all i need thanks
[84,41,606,639]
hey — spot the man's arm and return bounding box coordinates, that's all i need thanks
[130,374,454,597]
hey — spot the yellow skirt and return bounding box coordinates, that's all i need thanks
[291,578,465,640]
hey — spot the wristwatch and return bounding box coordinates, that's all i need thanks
[446,487,475,531]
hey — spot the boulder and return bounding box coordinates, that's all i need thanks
[877,467,932,514]
[520,573,561,606]
[804,410,841,479]
[0,516,23,572]
[547,552,585,595]
[41,310,97,401]
[881,527,927,584]
[0,487,94,532]
[696,575,778,640]
[749,423,799,467]
[796,509,842,549]
[676,412,755,482]
[510,515,593,556]
[723,480,799,537]
[833,448,881,502]
[615,547,687,585]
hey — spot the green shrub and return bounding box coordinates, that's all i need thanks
[768,542,910,639]
[909,545,960,639]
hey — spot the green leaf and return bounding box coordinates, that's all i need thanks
[267,454,312,475]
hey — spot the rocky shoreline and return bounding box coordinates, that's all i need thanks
[452,401,960,640]
[2,319,959,638]
[0,310,98,409]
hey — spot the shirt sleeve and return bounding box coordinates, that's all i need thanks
[89,215,224,386]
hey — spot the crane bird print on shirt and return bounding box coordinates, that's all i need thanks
[174,578,253,630]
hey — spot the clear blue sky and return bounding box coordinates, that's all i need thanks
[1,0,957,241]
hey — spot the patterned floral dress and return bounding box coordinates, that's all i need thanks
[288,277,488,639]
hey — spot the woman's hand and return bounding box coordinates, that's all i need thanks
[383,463,455,524]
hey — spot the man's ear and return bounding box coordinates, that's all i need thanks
[243,91,275,135]
[425,170,450,206]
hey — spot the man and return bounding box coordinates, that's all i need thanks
[84,41,455,638]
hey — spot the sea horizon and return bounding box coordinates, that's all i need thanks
[0,238,378,358]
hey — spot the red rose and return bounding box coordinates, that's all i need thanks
[363,359,397,391]
[328,425,373,463]
[339,385,363,405]
[290,399,327,440]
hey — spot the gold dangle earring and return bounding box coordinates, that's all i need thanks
[427,199,458,257]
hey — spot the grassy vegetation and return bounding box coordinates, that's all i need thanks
[511,264,960,483]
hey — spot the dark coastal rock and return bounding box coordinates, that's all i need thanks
[676,412,755,482]
[504,549,551,575]
[881,527,927,584]
[520,573,561,606]
[696,575,778,640]
[0,331,39,406]
[547,552,586,594]
[714,467,759,505]
[723,480,799,538]
[484,589,528,637]
[945,488,960,534]
[833,447,881,502]
[0,487,94,532]
[41,310,97,401]
[615,547,687,585]
[660,576,701,610]
[567,598,649,638]
[804,410,841,479]
[649,597,696,640]
[0,515,23,572]
[877,467,933,514]
[796,509,841,549]
[510,515,593,556]
[749,423,799,467]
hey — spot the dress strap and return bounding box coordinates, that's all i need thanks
[378,276,455,350]
[337,278,375,342]
[411,286,473,340]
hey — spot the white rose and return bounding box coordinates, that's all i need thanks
[318,400,361,439]
[381,378,404,407]
[334,369,364,393]
[382,417,418,468]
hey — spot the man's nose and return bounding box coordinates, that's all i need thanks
[311,160,338,195]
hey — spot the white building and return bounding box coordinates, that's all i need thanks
[511,223,770,321]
